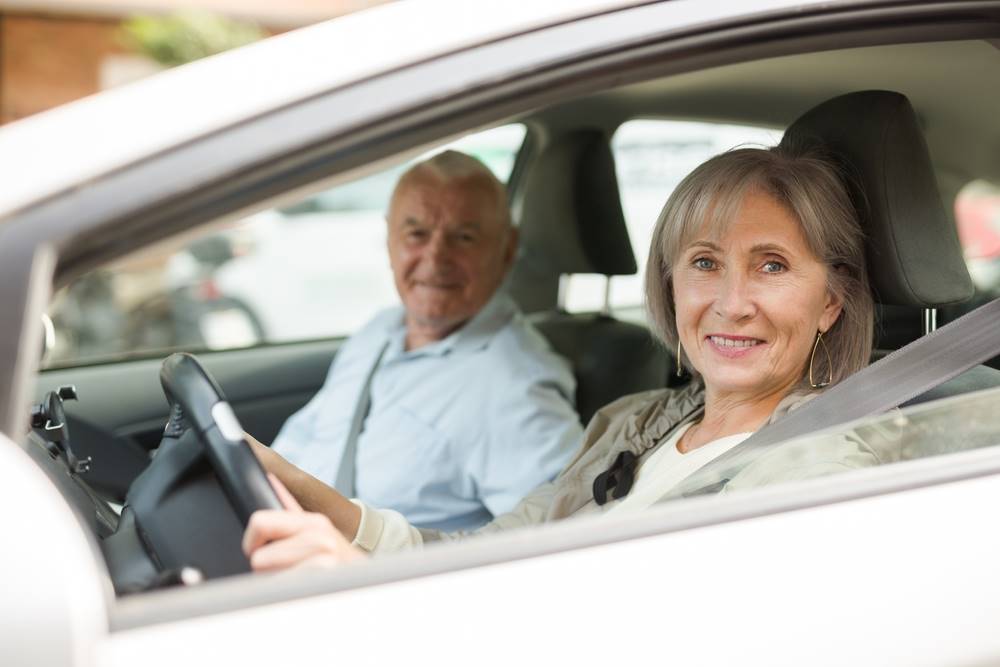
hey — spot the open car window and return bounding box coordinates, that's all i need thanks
[42,123,526,369]
[565,119,782,319]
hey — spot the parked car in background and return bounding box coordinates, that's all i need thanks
[5,1,1000,665]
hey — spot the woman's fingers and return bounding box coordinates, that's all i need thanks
[268,473,302,511]
[242,509,304,556]
[249,519,357,571]
[242,507,364,571]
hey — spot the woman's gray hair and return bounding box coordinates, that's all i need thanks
[645,145,873,388]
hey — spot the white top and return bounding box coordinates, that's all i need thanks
[605,423,752,515]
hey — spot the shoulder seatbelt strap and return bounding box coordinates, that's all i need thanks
[334,342,389,498]
[677,295,1000,493]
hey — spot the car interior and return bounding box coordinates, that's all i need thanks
[26,30,1000,597]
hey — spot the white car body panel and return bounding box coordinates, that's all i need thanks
[0,0,847,218]
[0,434,109,667]
[3,1,999,665]
[101,470,1000,666]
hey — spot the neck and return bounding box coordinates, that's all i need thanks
[404,317,466,351]
[682,382,795,452]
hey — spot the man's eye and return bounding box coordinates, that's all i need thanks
[693,257,715,270]
[762,261,786,273]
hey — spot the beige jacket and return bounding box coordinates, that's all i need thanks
[353,382,898,554]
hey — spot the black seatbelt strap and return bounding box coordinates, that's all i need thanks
[333,341,389,498]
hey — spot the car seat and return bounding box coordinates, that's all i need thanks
[779,90,1000,405]
[507,129,674,424]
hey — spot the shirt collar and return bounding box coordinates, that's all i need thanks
[384,290,518,361]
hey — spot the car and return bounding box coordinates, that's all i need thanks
[5,0,1000,665]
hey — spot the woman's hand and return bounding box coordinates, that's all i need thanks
[243,433,364,541]
[243,474,365,571]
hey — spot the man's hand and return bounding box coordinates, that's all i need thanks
[243,474,365,571]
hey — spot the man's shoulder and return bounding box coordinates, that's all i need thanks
[482,314,574,382]
[339,305,403,348]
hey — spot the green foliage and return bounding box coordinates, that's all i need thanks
[120,12,265,67]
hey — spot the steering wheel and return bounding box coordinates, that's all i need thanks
[159,352,282,523]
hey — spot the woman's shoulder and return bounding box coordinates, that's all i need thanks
[592,381,705,423]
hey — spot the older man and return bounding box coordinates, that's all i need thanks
[267,150,581,531]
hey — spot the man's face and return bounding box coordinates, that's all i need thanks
[387,175,516,343]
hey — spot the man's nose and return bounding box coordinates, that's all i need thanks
[424,230,454,264]
[713,270,757,321]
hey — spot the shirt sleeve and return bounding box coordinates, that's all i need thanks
[352,479,560,555]
[723,432,882,492]
[270,354,342,456]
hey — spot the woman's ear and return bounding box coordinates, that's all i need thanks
[819,286,845,333]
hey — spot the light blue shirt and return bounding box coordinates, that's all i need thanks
[272,293,582,531]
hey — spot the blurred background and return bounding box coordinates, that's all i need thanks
[0,0,391,124]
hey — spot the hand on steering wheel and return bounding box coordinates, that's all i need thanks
[242,474,365,571]
[159,353,283,524]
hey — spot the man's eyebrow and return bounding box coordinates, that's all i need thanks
[401,217,424,228]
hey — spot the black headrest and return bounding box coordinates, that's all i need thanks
[517,129,636,276]
[780,90,973,307]
[508,129,637,313]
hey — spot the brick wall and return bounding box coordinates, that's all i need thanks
[0,13,125,124]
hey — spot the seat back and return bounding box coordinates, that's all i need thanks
[509,129,673,422]
[530,312,672,424]
[781,90,1000,404]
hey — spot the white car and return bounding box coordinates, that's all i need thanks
[4,1,1000,665]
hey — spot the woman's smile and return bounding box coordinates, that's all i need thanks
[705,334,766,359]
[673,189,843,400]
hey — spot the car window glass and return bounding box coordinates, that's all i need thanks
[43,123,526,368]
[955,179,1000,298]
[565,119,782,320]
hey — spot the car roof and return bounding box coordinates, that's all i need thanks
[0,0,644,217]
[0,0,891,220]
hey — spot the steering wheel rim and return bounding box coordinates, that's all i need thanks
[159,352,282,524]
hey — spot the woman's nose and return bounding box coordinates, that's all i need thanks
[713,271,757,321]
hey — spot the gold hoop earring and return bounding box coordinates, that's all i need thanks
[808,331,833,389]
[675,338,684,378]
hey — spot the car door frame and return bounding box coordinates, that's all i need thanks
[4,0,1000,634]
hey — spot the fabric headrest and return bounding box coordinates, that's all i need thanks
[779,90,972,307]
[517,129,637,277]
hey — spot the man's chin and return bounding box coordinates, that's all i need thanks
[407,310,470,332]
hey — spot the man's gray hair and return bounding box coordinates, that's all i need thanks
[644,145,873,388]
[391,149,511,227]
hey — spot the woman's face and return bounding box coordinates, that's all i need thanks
[672,189,843,401]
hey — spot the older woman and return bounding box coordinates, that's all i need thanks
[243,144,879,570]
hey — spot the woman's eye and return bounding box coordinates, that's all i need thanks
[693,257,715,270]
[762,260,786,273]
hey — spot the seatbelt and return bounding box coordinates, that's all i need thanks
[333,342,389,498]
[676,295,1000,495]
[595,295,1000,503]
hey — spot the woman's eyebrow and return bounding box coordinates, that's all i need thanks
[750,242,792,255]
[686,240,721,251]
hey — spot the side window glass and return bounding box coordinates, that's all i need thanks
[44,124,526,368]
[564,120,782,319]
[955,180,1000,298]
